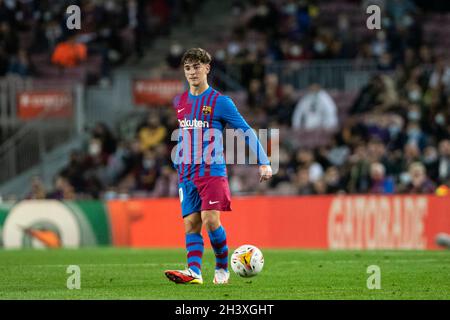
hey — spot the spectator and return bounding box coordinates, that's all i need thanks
[90,122,117,163]
[371,31,388,59]
[153,165,178,197]
[8,0,450,200]
[324,134,350,167]
[134,148,160,192]
[296,167,315,195]
[166,42,184,69]
[369,162,395,194]
[292,84,338,130]
[247,78,265,109]
[323,166,344,193]
[387,0,417,27]
[429,58,450,93]
[364,114,391,144]
[60,150,87,194]
[136,115,167,151]
[386,114,407,151]
[350,75,385,114]
[240,50,265,90]
[7,49,34,76]
[347,144,371,193]
[51,34,87,68]
[47,175,76,200]
[422,145,438,177]
[44,20,63,51]
[400,162,436,193]
[399,142,422,177]
[427,97,450,141]
[428,139,450,185]
[26,176,47,200]
[294,149,324,183]
[313,178,328,195]
[276,84,297,125]
[405,120,427,151]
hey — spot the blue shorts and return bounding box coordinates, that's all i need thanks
[178,176,232,217]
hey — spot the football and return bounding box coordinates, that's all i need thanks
[230,244,264,277]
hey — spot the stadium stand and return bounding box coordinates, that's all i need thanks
[1,0,450,200]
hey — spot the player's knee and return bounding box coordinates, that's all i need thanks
[202,213,220,231]
[184,216,202,233]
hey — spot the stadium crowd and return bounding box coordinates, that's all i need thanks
[11,0,450,200]
[0,0,202,81]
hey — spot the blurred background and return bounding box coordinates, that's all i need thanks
[1,0,450,201]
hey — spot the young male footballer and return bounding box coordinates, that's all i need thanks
[164,48,272,285]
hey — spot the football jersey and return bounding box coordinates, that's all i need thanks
[173,86,270,183]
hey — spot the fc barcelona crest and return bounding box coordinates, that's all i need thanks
[202,105,212,115]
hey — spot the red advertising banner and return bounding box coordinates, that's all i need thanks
[106,195,450,250]
[17,90,73,120]
[133,79,184,106]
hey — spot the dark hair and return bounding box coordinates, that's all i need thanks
[181,48,212,65]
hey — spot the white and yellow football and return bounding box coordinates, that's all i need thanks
[230,244,264,277]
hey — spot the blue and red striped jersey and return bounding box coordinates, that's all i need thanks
[173,86,270,183]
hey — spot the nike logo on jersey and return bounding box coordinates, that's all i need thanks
[177,108,185,113]
[209,200,220,205]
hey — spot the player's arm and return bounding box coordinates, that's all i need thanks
[219,96,272,182]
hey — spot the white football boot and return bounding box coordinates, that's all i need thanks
[213,268,230,284]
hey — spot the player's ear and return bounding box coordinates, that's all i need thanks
[205,64,210,74]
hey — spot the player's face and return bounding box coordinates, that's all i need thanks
[183,61,210,87]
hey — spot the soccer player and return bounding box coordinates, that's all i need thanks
[164,48,272,285]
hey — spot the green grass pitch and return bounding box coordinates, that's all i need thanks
[0,248,449,299]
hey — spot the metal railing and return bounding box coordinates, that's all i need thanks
[224,59,378,91]
[0,76,32,144]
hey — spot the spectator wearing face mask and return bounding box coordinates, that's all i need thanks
[294,149,324,183]
[427,95,450,141]
[386,114,407,151]
[406,83,423,104]
[371,31,388,58]
[405,121,427,151]
[421,145,439,178]
[135,148,160,192]
[400,162,436,194]
[285,43,311,61]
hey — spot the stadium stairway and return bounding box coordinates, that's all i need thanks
[0,137,85,200]
[133,0,234,68]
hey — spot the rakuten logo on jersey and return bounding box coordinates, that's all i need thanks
[178,118,209,128]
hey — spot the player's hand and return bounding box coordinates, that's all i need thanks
[259,165,272,182]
